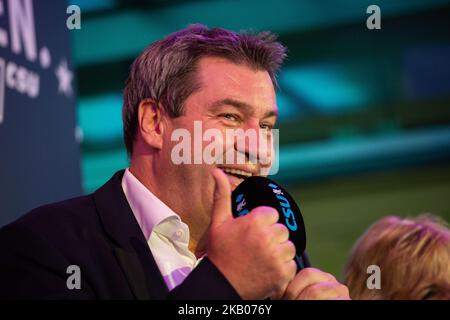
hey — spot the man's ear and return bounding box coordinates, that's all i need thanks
[137,99,164,150]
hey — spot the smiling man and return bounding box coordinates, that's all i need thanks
[0,24,349,300]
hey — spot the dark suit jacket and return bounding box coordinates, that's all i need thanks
[0,170,241,300]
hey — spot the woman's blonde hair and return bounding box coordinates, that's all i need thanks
[344,214,450,300]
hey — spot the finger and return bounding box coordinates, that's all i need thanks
[270,223,290,243]
[210,168,232,226]
[297,281,350,300]
[279,240,296,262]
[283,268,336,300]
[249,206,279,226]
[333,295,352,300]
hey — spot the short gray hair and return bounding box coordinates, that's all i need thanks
[123,24,287,156]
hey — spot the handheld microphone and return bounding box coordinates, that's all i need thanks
[231,176,310,271]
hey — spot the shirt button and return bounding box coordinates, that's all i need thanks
[175,229,183,239]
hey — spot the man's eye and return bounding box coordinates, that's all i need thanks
[260,123,273,130]
[222,114,239,122]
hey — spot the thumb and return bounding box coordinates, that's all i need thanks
[210,168,233,227]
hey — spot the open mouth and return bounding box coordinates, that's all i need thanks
[221,168,252,180]
[217,166,255,189]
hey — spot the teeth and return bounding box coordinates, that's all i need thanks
[221,168,252,177]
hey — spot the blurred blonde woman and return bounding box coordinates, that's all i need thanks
[344,214,450,300]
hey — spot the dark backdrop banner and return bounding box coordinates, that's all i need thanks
[0,0,82,227]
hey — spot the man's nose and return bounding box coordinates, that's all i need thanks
[234,121,272,167]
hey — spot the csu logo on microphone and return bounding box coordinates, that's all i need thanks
[268,183,298,232]
[235,193,249,216]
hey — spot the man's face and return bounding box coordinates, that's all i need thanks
[160,56,278,231]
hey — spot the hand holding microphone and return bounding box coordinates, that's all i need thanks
[206,168,297,300]
[231,175,310,271]
[206,168,350,300]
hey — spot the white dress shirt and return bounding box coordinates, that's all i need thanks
[121,168,201,290]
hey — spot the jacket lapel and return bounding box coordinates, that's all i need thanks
[113,247,151,299]
[93,170,169,299]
